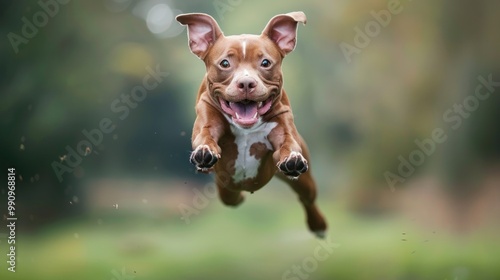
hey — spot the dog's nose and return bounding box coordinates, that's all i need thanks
[237,77,257,94]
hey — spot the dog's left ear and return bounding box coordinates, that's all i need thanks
[176,13,223,59]
[261,11,307,55]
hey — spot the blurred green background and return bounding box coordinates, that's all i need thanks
[1,0,500,279]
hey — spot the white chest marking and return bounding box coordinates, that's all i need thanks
[230,121,277,183]
[241,40,247,58]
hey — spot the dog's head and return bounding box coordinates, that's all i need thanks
[176,12,306,128]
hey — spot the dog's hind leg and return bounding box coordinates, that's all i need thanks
[216,182,245,207]
[278,171,327,238]
[276,146,327,238]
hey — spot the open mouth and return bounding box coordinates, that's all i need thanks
[219,97,273,127]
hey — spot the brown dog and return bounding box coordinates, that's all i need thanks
[176,12,327,237]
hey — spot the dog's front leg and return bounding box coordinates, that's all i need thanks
[190,100,224,173]
[268,114,309,179]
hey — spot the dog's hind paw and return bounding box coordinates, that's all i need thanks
[313,230,326,239]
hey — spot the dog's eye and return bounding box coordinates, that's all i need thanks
[261,59,271,68]
[220,59,230,68]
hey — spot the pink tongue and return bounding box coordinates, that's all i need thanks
[230,102,258,119]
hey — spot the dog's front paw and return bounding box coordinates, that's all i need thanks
[190,145,220,172]
[278,151,308,179]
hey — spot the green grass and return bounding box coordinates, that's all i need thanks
[2,188,500,280]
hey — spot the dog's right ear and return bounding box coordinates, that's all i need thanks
[261,11,306,56]
[176,13,223,59]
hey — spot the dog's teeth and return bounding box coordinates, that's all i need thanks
[253,112,258,119]
[258,102,263,108]
[235,112,240,119]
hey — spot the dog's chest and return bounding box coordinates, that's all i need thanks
[229,122,277,183]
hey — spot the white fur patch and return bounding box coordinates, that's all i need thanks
[229,121,277,183]
[241,40,247,58]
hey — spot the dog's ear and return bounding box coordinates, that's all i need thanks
[261,11,306,55]
[176,13,223,59]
